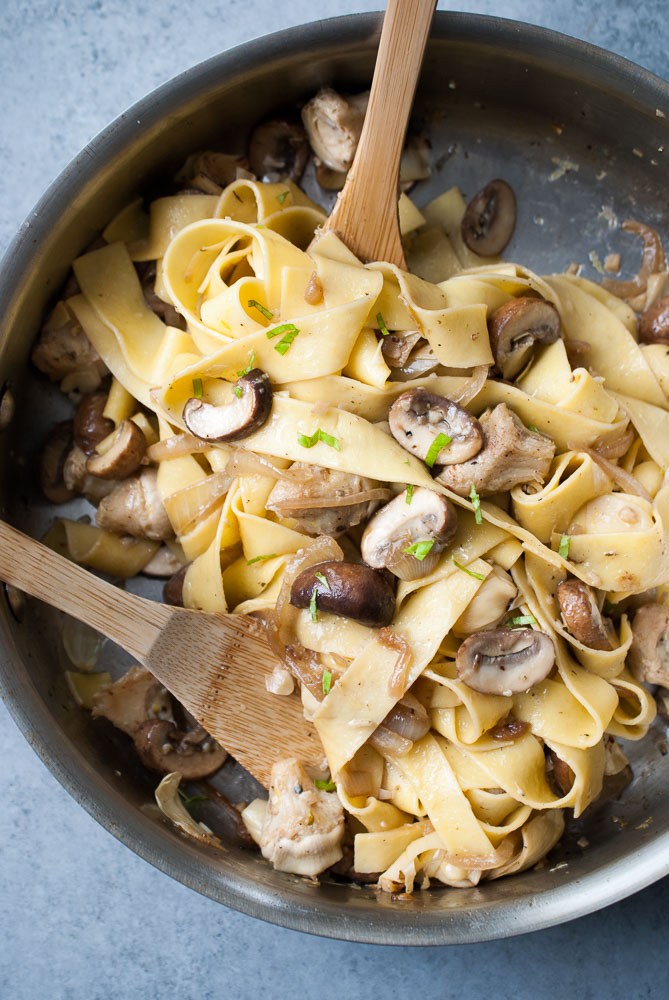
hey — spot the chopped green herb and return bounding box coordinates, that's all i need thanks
[314,571,331,592]
[314,778,337,792]
[528,424,539,433]
[237,351,256,377]
[404,539,436,561]
[559,534,571,559]
[277,190,290,205]
[405,484,414,505]
[309,587,319,623]
[322,669,332,695]
[248,299,273,321]
[376,311,391,337]
[265,322,299,339]
[451,556,486,581]
[510,614,537,627]
[425,432,452,468]
[192,377,204,399]
[246,553,278,566]
[275,329,300,355]
[297,428,341,451]
[232,385,243,398]
[178,789,209,810]
[469,483,482,525]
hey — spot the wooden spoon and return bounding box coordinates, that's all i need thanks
[323,0,437,267]
[0,520,321,787]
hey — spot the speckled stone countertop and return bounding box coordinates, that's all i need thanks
[1,2,669,997]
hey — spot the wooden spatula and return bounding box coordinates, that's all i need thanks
[323,0,437,267]
[0,520,321,787]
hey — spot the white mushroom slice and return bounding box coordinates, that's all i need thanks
[456,627,555,695]
[182,369,272,442]
[247,119,309,182]
[31,300,108,391]
[86,419,147,480]
[628,603,669,688]
[389,388,483,466]
[452,566,518,637]
[361,487,457,580]
[63,445,120,503]
[301,87,368,172]
[266,463,384,536]
[96,467,174,541]
[259,758,345,876]
[436,403,555,497]
[91,665,173,736]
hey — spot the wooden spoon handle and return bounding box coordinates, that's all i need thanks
[324,0,436,266]
[0,520,167,660]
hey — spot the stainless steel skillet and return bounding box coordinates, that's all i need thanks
[0,12,668,944]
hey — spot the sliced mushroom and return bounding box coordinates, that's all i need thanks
[182,369,272,442]
[638,295,669,344]
[290,560,395,627]
[91,665,174,736]
[136,261,187,329]
[176,150,251,193]
[163,564,189,606]
[259,758,345,876]
[455,627,555,695]
[627,603,669,688]
[73,391,115,456]
[96,467,174,541]
[546,748,575,796]
[556,579,615,651]
[248,119,309,182]
[436,403,555,497]
[266,463,383,537]
[388,388,483,466]
[489,297,561,379]
[461,179,516,257]
[40,421,77,504]
[63,445,120,503]
[360,488,457,580]
[86,419,147,480]
[0,383,14,432]
[452,566,518,637]
[134,719,227,779]
[301,87,368,173]
[142,546,185,579]
[31,300,108,391]
[381,331,423,369]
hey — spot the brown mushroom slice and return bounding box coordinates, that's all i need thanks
[133,719,226,779]
[96,467,173,541]
[182,368,272,443]
[163,564,189,607]
[177,150,251,193]
[388,388,483,466]
[556,579,615,651]
[86,419,147,480]
[73,391,115,456]
[247,119,309,182]
[546,748,575,796]
[627,603,669,688]
[40,421,77,504]
[63,445,120,503]
[31,300,108,391]
[360,488,457,581]
[381,331,423,369]
[301,87,368,172]
[456,627,555,695]
[290,560,395,628]
[638,295,669,344]
[489,297,561,379]
[436,404,555,497]
[461,179,516,257]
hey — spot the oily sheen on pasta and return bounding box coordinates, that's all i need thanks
[48,168,669,894]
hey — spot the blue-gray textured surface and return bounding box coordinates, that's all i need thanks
[1,2,668,998]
